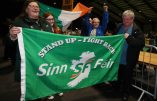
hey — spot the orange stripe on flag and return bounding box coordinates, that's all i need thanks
[72,2,90,17]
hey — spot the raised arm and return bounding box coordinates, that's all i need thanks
[101,5,109,32]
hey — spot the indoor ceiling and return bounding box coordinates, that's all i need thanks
[1,0,157,32]
[2,0,157,25]
[77,0,157,25]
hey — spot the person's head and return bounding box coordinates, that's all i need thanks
[43,12,55,27]
[21,0,40,19]
[92,17,100,28]
[122,10,134,27]
[43,12,62,33]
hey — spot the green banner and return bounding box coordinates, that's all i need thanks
[18,28,125,100]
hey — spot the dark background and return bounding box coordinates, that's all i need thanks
[0,0,157,37]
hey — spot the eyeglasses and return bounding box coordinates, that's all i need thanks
[28,5,39,8]
[46,18,54,21]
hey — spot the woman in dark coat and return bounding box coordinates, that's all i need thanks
[9,0,52,101]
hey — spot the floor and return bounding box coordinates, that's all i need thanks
[0,65,155,101]
[0,66,133,101]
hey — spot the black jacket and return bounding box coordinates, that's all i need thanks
[9,16,52,82]
[116,23,145,66]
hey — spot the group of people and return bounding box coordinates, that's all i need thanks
[8,0,145,101]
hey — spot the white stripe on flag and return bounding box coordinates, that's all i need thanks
[17,27,26,101]
[58,10,82,31]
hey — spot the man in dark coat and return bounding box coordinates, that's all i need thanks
[115,10,145,101]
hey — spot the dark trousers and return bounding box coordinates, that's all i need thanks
[118,64,135,96]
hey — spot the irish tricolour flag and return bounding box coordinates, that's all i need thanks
[39,2,89,31]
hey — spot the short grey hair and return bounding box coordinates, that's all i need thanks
[122,10,135,19]
[93,18,100,23]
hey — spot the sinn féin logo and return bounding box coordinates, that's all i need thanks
[67,51,95,88]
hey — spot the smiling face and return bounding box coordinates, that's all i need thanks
[122,10,135,28]
[46,15,55,26]
[25,2,40,19]
[92,18,100,28]
[122,16,134,27]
